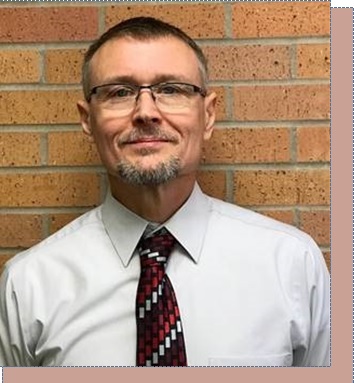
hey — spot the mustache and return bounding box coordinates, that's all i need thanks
[119,127,178,145]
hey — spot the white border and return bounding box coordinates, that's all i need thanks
[0,0,350,381]
[331,0,354,7]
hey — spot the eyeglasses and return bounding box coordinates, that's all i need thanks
[88,82,207,114]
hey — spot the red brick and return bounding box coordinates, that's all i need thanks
[297,44,330,79]
[0,90,82,125]
[297,126,330,162]
[45,49,85,84]
[0,133,41,167]
[234,85,330,121]
[197,171,226,200]
[48,131,101,166]
[234,169,329,206]
[232,2,330,38]
[0,7,98,42]
[106,4,225,39]
[202,127,290,164]
[0,50,40,83]
[0,173,101,208]
[0,214,42,248]
[299,210,330,246]
[204,45,291,81]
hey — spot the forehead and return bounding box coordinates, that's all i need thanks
[89,36,202,85]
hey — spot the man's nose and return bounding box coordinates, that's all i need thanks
[132,90,162,125]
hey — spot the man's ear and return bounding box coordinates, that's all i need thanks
[203,91,217,141]
[77,100,94,141]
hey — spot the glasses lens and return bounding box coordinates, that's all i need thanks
[153,83,198,110]
[91,82,203,114]
[95,84,137,108]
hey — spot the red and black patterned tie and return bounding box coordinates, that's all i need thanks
[136,227,187,366]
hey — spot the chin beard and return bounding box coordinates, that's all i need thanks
[115,157,181,186]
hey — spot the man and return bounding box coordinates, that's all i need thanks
[0,17,329,367]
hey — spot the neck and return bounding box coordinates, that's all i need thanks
[108,174,196,223]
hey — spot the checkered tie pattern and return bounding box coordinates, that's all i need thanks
[136,227,187,366]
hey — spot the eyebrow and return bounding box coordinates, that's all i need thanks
[95,74,195,87]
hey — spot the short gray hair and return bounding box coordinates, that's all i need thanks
[82,17,209,101]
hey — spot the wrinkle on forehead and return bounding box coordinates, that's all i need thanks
[91,74,199,88]
[88,36,206,89]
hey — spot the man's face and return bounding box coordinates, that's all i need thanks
[78,36,216,186]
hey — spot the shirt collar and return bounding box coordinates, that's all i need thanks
[163,183,210,263]
[101,183,211,267]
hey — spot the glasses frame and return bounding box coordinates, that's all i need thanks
[87,81,207,103]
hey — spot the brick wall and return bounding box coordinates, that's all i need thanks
[0,2,330,272]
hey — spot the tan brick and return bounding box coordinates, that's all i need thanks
[0,7,98,42]
[204,45,291,81]
[297,44,330,79]
[0,50,40,83]
[235,170,297,206]
[48,131,101,166]
[234,169,330,206]
[197,171,226,200]
[0,173,101,208]
[0,88,223,125]
[0,90,82,125]
[0,133,41,167]
[323,251,330,271]
[0,254,15,275]
[202,127,290,164]
[297,169,330,205]
[234,85,330,121]
[202,129,234,164]
[299,210,330,246]
[49,213,82,234]
[211,86,227,122]
[45,49,85,84]
[297,126,330,162]
[232,2,330,38]
[106,4,225,39]
[0,214,42,247]
[257,210,295,226]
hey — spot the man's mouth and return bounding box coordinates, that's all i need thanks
[127,137,170,144]
[120,137,174,153]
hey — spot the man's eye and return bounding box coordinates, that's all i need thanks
[108,86,135,98]
[158,85,184,95]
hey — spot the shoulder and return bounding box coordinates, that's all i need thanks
[206,195,319,253]
[3,206,104,275]
[204,196,328,284]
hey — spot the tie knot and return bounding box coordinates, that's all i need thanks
[138,228,176,269]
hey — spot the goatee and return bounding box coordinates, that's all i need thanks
[116,157,181,185]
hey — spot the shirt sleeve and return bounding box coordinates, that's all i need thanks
[293,238,330,367]
[0,265,35,366]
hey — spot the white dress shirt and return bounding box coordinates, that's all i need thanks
[0,184,330,367]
